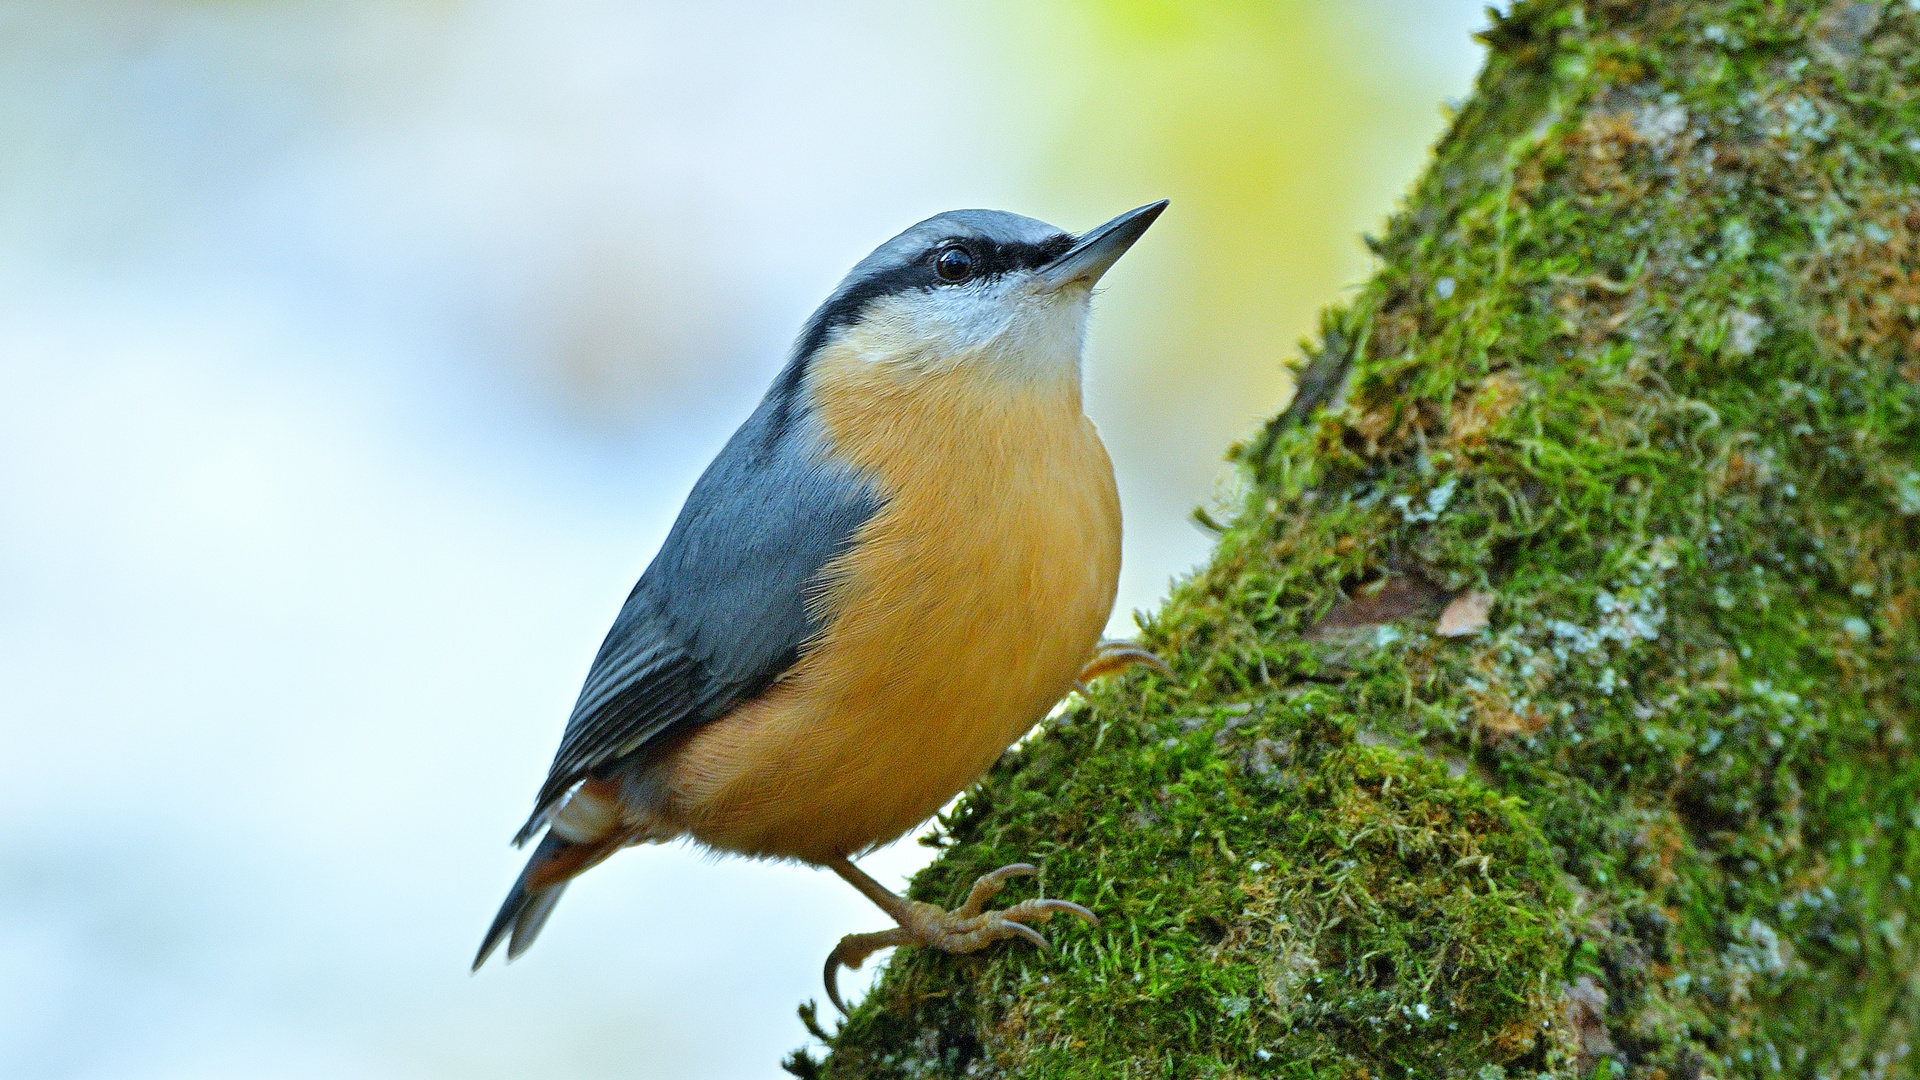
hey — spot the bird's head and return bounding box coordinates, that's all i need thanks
[795,201,1167,383]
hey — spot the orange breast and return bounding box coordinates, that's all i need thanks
[661,346,1121,863]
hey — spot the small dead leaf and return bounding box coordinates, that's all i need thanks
[1309,575,1449,638]
[1475,701,1548,740]
[1436,591,1494,637]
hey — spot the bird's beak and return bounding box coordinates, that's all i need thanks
[1039,200,1169,292]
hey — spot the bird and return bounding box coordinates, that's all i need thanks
[473,200,1172,1012]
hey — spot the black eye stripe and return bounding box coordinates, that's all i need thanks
[792,232,1077,361]
[940,234,1075,279]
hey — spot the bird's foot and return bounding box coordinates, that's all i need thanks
[1075,638,1173,691]
[823,863,1095,1014]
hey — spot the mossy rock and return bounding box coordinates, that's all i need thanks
[799,1,1920,1076]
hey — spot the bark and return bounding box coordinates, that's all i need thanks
[794,2,1920,1075]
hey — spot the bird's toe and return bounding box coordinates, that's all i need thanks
[1076,638,1173,684]
[821,867,1097,1014]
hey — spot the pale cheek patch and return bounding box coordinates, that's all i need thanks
[846,278,1091,382]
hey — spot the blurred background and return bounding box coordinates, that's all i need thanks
[0,2,1486,1076]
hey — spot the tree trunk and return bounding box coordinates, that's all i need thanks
[796,2,1920,1075]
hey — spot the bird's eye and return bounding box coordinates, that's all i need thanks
[933,245,975,282]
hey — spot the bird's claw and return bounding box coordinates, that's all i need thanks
[1076,639,1173,685]
[822,863,1097,1015]
[824,926,911,1015]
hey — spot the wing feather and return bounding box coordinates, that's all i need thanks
[514,382,879,844]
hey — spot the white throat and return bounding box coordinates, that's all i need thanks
[835,275,1093,386]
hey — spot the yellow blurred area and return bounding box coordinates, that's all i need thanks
[1012,0,1479,616]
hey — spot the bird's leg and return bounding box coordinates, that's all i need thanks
[1075,638,1173,691]
[821,857,1096,1014]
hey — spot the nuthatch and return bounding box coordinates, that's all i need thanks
[474,201,1171,1011]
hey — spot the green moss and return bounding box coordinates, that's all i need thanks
[812,696,1566,1079]
[801,1,1920,1076]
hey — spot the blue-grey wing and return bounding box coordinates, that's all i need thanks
[515,381,879,843]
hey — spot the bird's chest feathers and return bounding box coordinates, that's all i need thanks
[804,344,1122,663]
[800,348,1121,846]
[660,341,1121,861]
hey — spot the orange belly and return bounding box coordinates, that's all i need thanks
[659,347,1121,863]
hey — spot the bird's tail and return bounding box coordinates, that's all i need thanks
[472,779,629,970]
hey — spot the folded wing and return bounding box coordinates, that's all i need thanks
[514,386,882,844]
